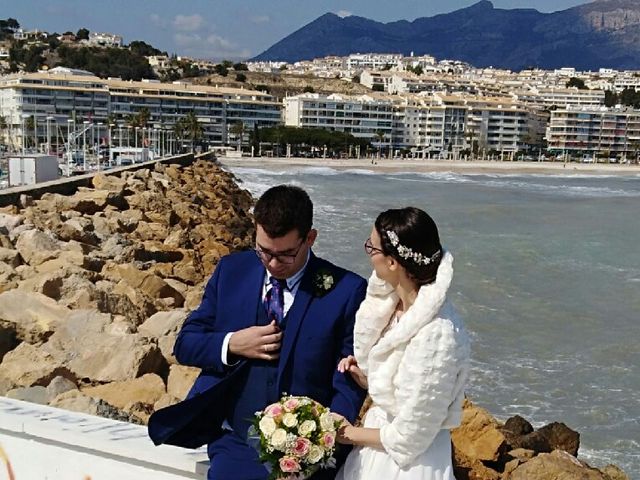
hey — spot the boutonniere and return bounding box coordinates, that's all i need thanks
[313,269,335,297]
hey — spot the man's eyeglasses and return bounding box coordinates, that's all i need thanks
[364,238,384,256]
[255,239,305,265]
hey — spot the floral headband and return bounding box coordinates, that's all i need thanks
[385,230,441,266]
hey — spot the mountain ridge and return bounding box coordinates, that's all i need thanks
[253,1,640,70]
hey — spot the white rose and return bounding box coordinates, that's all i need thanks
[282,412,298,428]
[323,276,333,289]
[270,428,288,450]
[319,412,336,432]
[259,416,277,436]
[298,420,316,437]
[306,445,325,464]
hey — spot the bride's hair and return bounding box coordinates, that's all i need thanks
[375,207,443,286]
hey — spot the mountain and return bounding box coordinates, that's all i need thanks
[253,0,640,70]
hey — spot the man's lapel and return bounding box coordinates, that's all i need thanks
[236,254,266,328]
[277,252,319,381]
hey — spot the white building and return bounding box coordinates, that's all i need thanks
[88,32,124,48]
[513,87,605,109]
[547,106,640,159]
[0,70,282,152]
[284,93,394,145]
[346,53,403,72]
[359,71,395,91]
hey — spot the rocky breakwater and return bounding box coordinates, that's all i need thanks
[0,159,629,479]
[0,159,254,423]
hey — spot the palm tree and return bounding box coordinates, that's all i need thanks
[374,130,386,161]
[230,121,245,153]
[183,112,203,152]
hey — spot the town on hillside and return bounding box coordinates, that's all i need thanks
[1,17,640,187]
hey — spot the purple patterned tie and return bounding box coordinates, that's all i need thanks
[264,277,286,325]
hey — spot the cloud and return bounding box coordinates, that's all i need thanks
[250,15,270,24]
[173,32,250,60]
[150,13,168,28]
[173,14,205,32]
[337,10,352,18]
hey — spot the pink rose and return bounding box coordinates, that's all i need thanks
[284,398,300,412]
[265,403,284,417]
[292,437,311,457]
[279,456,301,473]
[322,432,335,449]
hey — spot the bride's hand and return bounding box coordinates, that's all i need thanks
[337,355,368,389]
[333,414,355,445]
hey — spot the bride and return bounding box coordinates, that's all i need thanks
[335,207,470,480]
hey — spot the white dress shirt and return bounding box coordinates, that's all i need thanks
[221,251,310,365]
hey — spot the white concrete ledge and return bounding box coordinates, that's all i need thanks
[0,397,208,479]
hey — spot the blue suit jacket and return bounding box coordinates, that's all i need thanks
[148,250,367,448]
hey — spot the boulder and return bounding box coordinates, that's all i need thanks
[0,213,24,235]
[508,450,609,480]
[504,421,580,456]
[138,310,187,338]
[49,390,142,424]
[0,247,22,268]
[503,415,534,436]
[0,290,71,343]
[112,264,184,307]
[17,270,64,299]
[15,229,62,266]
[6,385,49,405]
[154,393,180,410]
[81,373,166,410]
[0,321,18,362]
[92,173,126,192]
[167,365,200,400]
[599,464,630,480]
[65,189,127,214]
[0,342,75,388]
[0,263,18,293]
[451,399,507,462]
[46,375,78,401]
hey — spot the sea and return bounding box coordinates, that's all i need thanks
[224,164,640,477]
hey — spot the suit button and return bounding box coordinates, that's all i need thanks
[267,380,274,386]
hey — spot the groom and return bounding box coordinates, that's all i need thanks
[148,185,367,479]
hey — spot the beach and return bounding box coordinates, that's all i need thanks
[219,156,640,176]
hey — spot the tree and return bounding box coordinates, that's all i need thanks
[233,62,248,71]
[604,90,618,107]
[352,75,360,84]
[0,115,7,150]
[214,64,228,77]
[566,77,587,89]
[235,73,247,82]
[174,112,203,152]
[129,40,164,57]
[76,28,90,40]
[413,65,424,76]
[303,86,315,93]
[230,121,245,152]
[374,130,386,160]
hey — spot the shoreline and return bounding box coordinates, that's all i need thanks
[218,156,640,176]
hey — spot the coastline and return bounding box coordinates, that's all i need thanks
[218,156,640,176]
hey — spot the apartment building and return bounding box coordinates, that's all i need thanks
[547,107,640,158]
[346,53,403,71]
[513,87,605,109]
[284,93,394,145]
[88,32,124,48]
[0,69,282,151]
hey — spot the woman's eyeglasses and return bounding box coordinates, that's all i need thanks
[364,238,384,256]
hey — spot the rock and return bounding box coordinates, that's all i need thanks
[503,415,534,436]
[17,270,64,299]
[599,464,630,480]
[0,247,22,268]
[451,399,507,462]
[0,234,13,249]
[0,342,75,388]
[0,290,71,343]
[46,328,165,383]
[158,335,178,364]
[0,263,18,293]
[505,421,580,456]
[49,390,142,424]
[0,213,23,235]
[185,284,205,310]
[46,375,78,401]
[65,189,127,215]
[508,448,536,461]
[15,229,62,266]
[6,385,49,405]
[92,173,126,192]
[81,373,166,410]
[0,321,18,362]
[112,264,184,307]
[154,393,180,410]
[452,445,501,480]
[138,310,187,338]
[167,365,200,400]
[508,450,608,480]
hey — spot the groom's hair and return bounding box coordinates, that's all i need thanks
[254,185,313,238]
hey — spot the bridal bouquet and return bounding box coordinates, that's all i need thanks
[250,395,342,480]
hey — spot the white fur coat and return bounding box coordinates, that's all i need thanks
[354,252,470,468]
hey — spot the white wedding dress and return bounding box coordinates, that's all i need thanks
[335,405,455,480]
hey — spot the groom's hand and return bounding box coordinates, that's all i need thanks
[228,320,282,361]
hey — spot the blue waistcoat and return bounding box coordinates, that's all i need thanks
[227,302,281,440]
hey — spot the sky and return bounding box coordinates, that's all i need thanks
[3,0,593,61]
